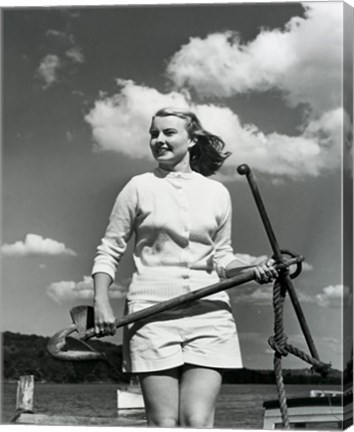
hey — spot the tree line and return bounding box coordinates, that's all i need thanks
[2,331,341,384]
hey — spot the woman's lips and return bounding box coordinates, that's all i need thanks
[155,146,170,155]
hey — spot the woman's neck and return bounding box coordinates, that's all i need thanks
[158,160,193,173]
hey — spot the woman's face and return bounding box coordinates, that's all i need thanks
[149,115,195,171]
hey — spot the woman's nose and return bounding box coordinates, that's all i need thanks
[155,132,165,142]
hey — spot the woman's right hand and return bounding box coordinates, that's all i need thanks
[254,258,278,284]
[94,297,116,337]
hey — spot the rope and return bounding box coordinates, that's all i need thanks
[268,274,333,429]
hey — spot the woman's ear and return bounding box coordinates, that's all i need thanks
[188,138,197,149]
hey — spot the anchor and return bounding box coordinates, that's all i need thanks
[47,163,307,364]
[47,164,330,389]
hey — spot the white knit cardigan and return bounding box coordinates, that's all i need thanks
[92,167,240,303]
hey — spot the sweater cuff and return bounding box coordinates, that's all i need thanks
[91,263,116,281]
[214,255,251,279]
[214,255,238,278]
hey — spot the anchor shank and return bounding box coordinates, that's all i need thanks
[48,257,302,361]
[83,266,260,340]
[281,273,320,361]
[238,165,283,261]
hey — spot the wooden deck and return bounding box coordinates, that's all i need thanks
[14,411,146,426]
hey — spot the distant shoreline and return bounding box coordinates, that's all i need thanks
[2,331,344,385]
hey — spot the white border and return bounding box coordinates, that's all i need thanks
[0,0,353,9]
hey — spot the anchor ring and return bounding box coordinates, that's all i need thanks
[273,249,302,279]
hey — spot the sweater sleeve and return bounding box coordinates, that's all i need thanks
[212,186,237,278]
[92,177,138,281]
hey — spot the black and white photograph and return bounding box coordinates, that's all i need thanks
[1,0,353,429]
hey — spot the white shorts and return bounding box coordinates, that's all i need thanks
[122,299,243,373]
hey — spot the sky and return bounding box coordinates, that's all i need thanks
[1,0,353,372]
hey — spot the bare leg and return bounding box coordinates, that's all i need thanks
[138,368,180,427]
[179,364,223,428]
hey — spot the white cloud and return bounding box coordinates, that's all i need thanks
[1,234,77,257]
[36,30,84,89]
[192,104,343,178]
[65,47,84,64]
[84,4,349,180]
[85,79,190,158]
[46,29,74,44]
[163,2,348,178]
[301,262,313,272]
[46,276,128,304]
[233,253,267,265]
[36,54,61,89]
[315,284,351,308]
[85,79,344,180]
[237,285,273,306]
[166,3,343,117]
[298,284,351,308]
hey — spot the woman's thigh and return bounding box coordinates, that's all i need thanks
[179,364,223,428]
[138,368,180,427]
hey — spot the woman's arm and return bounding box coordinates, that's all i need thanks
[224,258,278,284]
[91,179,138,336]
[213,185,278,284]
[93,272,116,336]
[92,178,138,281]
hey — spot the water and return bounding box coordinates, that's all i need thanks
[1,382,342,429]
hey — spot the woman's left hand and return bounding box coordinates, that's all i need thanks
[254,258,278,284]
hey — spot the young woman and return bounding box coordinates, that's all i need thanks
[92,107,277,427]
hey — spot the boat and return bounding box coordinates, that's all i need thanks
[117,375,145,412]
[263,387,353,429]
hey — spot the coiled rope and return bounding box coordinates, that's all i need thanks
[268,270,333,429]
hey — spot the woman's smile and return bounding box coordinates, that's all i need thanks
[154,143,171,156]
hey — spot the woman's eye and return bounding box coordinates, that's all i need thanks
[150,129,176,139]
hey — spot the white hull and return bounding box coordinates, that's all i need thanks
[117,389,145,410]
[263,389,353,429]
